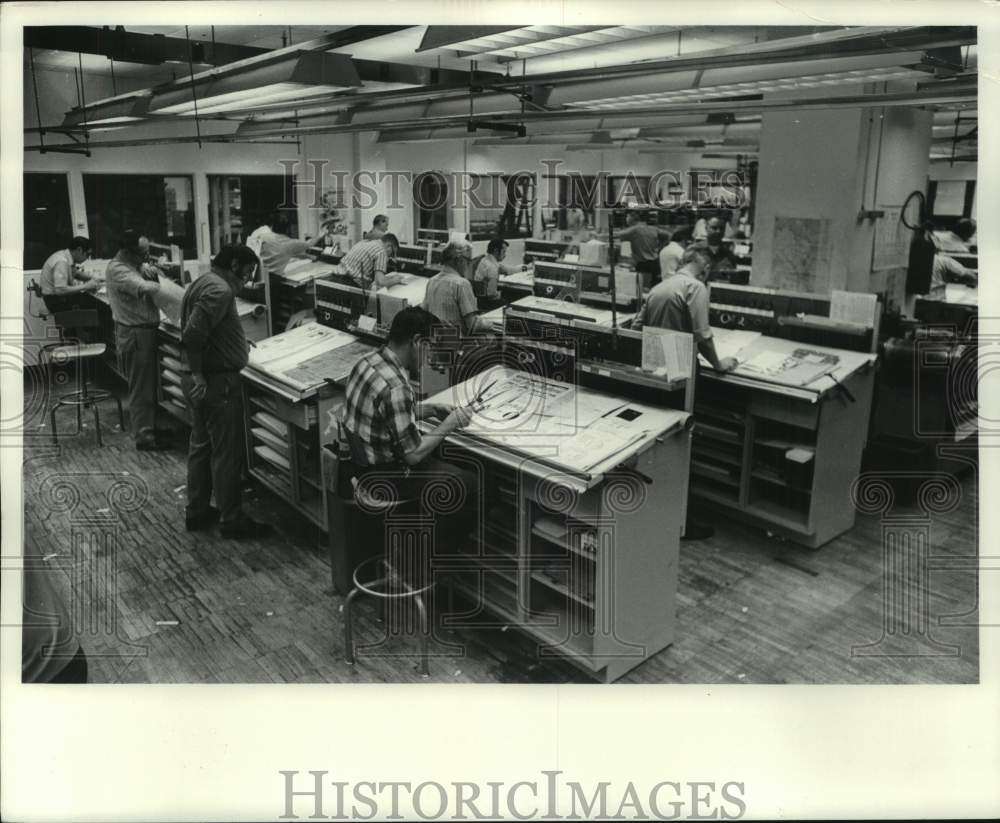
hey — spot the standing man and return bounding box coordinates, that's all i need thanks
[658,225,693,280]
[341,306,479,552]
[105,230,168,452]
[181,245,273,539]
[473,238,525,310]
[422,240,491,335]
[634,245,737,540]
[39,236,100,314]
[340,232,407,292]
[695,215,738,282]
[619,210,671,288]
[258,214,311,277]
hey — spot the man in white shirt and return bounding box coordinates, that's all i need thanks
[39,236,100,314]
[258,214,311,277]
[658,225,693,280]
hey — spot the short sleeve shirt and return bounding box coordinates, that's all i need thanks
[341,347,421,466]
[422,269,478,331]
[39,249,75,295]
[340,239,388,290]
[638,272,712,342]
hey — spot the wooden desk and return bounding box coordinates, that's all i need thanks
[691,333,877,548]
[423,366,692,682]
[240,322,377,528]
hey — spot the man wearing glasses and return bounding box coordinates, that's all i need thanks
[180,245,273,540]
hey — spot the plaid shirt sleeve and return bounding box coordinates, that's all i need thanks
[379,381,421,460]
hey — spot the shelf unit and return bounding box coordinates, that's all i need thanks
[690,364,876,548]
[156,325,191,426]
[443,419,689,682]
[242,378,340,530]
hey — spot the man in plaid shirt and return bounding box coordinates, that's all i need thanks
[340,232,407,292]
[341,306,480,551]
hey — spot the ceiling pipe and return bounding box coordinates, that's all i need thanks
[27,84,974,151]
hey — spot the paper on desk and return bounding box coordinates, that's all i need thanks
[641,327,693,381]
[830,290,877,327]
[739,349,792,374]
[698,327,761,367]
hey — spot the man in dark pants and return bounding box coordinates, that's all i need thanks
[181,245,273,540]
[39,235,99,315]
[341,307,480,555]
[619,210,671,288]
[105,230,169,451]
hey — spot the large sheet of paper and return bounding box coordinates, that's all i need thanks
[439,367,642,474]
[151,276,185,326]
[734,344,840,387]
[247,322,371,391]
[772,216,833,292]
[698,327,762,368]
[280,259,337,284]
[378,274,428,306]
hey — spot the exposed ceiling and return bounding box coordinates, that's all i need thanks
[24,24,977,161]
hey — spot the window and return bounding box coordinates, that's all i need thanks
[82,174,196,260]
[498,173,536,239]
[24,173,72,269]
[208,174,298,253]
[414,172,449,232]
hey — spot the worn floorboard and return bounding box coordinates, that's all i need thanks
[20,377,979,684]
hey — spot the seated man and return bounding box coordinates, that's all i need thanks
[930,251,977,298]
[341,306,479,552]
[422,239,492,335]
[473,238,525,311]
[39,235,100,315]
[340,232,407,292]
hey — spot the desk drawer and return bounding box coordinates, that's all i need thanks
[246,389,316,431]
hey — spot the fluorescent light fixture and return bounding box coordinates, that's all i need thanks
[148,53,361,116]
[61,95,150,128]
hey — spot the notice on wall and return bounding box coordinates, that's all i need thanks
[872,205,909,272]
[830,290,879,327]
[771,216,832,293]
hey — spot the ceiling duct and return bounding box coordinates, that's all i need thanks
[148,52,361,115]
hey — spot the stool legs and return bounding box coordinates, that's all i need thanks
[50,404,59,444]
[92,401,102,447]
[412,592,430,678]
[343,587,361,665]
[115,395,125,431]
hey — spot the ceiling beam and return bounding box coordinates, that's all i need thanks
[24,25,268,67]
[416,26,523,52]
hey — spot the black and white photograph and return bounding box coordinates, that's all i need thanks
[2,2,998,820]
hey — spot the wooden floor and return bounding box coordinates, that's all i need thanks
[22,378,979,684]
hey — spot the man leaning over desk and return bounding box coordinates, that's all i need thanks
[634,246,738,375]
[341,306,480,551]
[633,245,735,540]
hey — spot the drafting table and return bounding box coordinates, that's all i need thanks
[420,365,692,682]
[691,330,878,548]
[504,295,635,328]
[241,322,377,528]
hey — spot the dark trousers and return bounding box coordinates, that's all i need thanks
[44,294,92,343]
[115,323,159,441]
[356,456,480,558]
[635,258,662,288]
[183,371,246,525]
[46,647,89,684]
